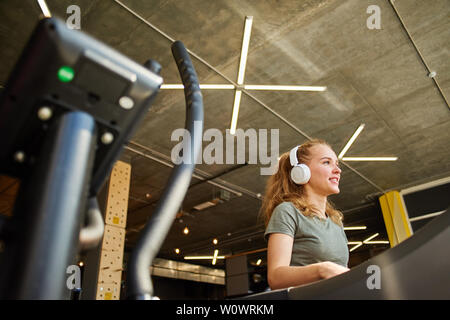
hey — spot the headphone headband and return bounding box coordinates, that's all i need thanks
[289,146,299,166]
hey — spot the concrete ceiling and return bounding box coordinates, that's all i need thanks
[0,0,449,269]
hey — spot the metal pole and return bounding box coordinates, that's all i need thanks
[0,111,97,299]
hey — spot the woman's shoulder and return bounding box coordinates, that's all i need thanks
[273,201,302,215]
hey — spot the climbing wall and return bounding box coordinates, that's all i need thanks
[95,161,130,300]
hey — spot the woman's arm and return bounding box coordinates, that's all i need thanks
[267,233,349,290]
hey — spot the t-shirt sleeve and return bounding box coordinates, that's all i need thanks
[264,202,298,241]
[341,226,348,244]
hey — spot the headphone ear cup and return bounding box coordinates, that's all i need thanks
[290,164,311,185]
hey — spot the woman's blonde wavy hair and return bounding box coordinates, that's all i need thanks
[259,139,343,227]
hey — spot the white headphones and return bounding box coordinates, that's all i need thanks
[289,146,311,185]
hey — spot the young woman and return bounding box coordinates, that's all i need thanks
[260,139,350,290]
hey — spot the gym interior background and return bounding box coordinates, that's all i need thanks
[0,0,449,300]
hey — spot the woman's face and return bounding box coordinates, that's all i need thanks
[305,144,341,196]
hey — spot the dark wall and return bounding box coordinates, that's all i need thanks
[403,182,450,232]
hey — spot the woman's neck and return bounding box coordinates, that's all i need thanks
[303,188,328,218]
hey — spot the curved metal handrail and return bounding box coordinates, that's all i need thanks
[126,41,204,299]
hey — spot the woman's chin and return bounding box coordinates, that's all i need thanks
[330,186,340,195]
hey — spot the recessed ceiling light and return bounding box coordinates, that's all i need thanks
[230,16,252,135]
[363,233,380,243]
[193,199,220,211]
[212,238,218,245]
[175,248,180,254]
[160,84,184,89]
[244,85,326,91]
[343,226,367,230]
[338,124,397,162]
[347,234,390,252]
[342,157,398,161]
[212,249,219,265]
[159,16,327,137]
[349,242,363,252]
[229,90,242,135]
[237,16,253,85]
[363,233,389,244]
[183,227,189,235]
[160,84,236,90]
[201,84,235,89]
[37,0,52,17]
[184,255,225,260]
[338,124,365,159]
[365,240,390,244]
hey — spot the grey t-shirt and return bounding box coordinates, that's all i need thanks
[265,202,349,267]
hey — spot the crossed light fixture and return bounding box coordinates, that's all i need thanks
[184,249,226,265]
[348,233,390,252]
[338,124,398,162]
[161,16,327,135]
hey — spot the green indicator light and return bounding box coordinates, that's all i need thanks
[58,66,74,82]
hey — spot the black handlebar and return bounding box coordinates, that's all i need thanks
[126,41,204,300]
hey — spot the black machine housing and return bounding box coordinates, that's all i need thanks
[0,17,162,195]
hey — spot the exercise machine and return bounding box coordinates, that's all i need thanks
[241,206,450,299]
[0,17,203,300]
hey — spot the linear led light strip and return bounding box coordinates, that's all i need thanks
[160,84,327,91]
[162,84,235,89]
[343,226,367,230]
[338,124,365,159]
[343,157,398,161]
[338,124,398,161]
[183,255,226,260]
[37,0,52,17]
[230,16,252,135]
[408,210,445,222]
[348,233,390,252]
[212,249,219,265]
